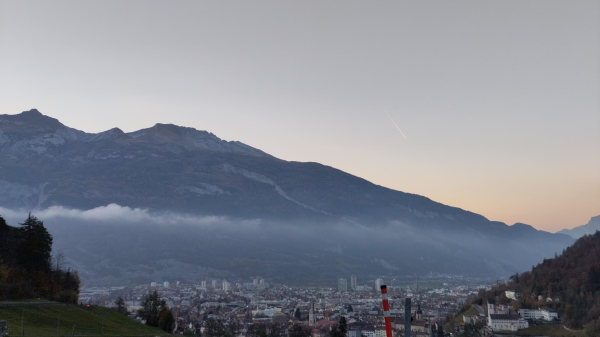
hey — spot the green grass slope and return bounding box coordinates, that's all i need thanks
[0,303,169,336]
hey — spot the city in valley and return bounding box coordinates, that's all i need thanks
[78,274,557,336]
[0,1,598,336]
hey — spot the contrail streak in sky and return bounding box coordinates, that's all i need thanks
[384,111,407,139]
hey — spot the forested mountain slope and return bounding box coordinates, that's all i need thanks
[472,231,600,331]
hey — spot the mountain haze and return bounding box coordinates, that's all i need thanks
[0,109,575,285]
[558,216,600,239]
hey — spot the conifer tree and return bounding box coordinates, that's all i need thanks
[16,215,53,273]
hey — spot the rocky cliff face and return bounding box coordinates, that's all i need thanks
[0,109,575,284]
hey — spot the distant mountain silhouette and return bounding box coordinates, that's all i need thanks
[0,109,576,284]
[558,216,600,239]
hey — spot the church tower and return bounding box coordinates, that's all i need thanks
[309,300,316,326]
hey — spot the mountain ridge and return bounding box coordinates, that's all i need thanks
[0,109,576,283]
[0,109,574,236]
[558,215,600,239]
[0,109,268,156]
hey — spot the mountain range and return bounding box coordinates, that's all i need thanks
[558,216,600,239]
[0,109,577,285]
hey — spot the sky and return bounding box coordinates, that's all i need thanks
[0,1,598,232]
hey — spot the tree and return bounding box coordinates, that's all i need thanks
[204,318,224,337]
[0,214,79,303]
[53,251,65,271]
[226,321,241,337]
[16,215,53,273]
[0,216,8,231]
[329,317,348,337]
[138,291,163,327]
[295,307,302,320]
[288,323,311,337]
[115,296,128,315]
[347,304,353,312]
[0,216,10,259]
[511,300,521,313]
[158,307,175,332]
[338,317,347,337]
[444,313,455,332]
[267,323,282,337]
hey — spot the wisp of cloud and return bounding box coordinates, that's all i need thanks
[0,204,261,227]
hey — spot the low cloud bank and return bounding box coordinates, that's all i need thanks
[0,203,261,227]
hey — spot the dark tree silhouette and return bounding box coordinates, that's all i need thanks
[17,215,53,273]
[204,318,222,337]
[288,323,311,337]
[138,291,163,327]
[158,306,175,332]
[115,296,128,315]
[329,317,348,337]
[205,319,240,337]
[0,214,79,302]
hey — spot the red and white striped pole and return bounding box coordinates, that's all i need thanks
[380,285,393,337]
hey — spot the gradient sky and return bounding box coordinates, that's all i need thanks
[1,1,599,232]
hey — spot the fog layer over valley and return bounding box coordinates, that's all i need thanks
[0,110,575,285]
[1,204,572,286]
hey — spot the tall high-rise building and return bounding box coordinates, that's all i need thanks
[309,300,316,327]
[222,280,230,292]
[201,280,207,289]
[253,278,260,286]
[375,278,383,290]
[338,278,347,292]
[211,280,217,288]
[350,275,357,291]
[164,281,170,288]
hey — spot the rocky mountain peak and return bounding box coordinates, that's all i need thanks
[0,110,268,157]
[88,127,128,142]
[127,123,267,156]
[129,123,211,139]
[21,108,42,116]
[559,215,600,239]
[1,109,65,131]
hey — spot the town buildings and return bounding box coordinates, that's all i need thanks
[487,300,529,332]
[518,308,558,321]
[338,279,348,293]
[79,276,491,336]
[223,280,230,292]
